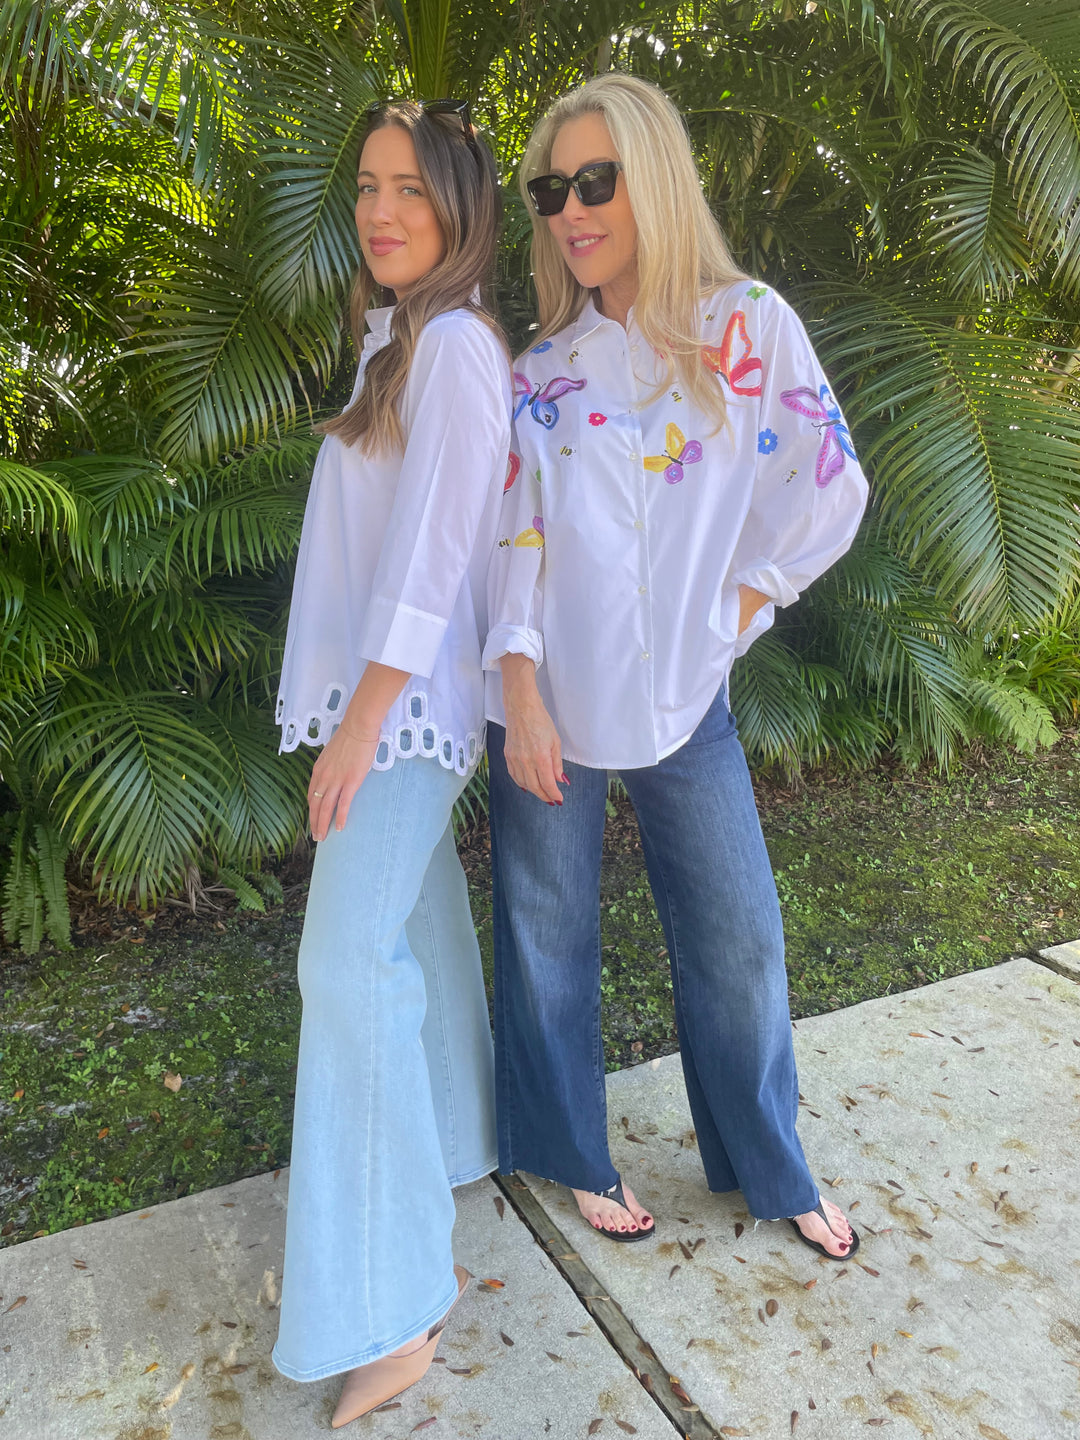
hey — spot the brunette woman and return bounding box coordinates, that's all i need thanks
[272,101,507,1425]
[485,74,867,1259]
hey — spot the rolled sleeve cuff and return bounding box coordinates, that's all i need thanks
[357,596,448,679]
[733,559,800,609]
[482,624,544,671]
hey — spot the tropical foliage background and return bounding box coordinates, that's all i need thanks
[3,0,1080,949]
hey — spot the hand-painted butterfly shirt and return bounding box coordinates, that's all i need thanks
[277,306,510,775]
[483,283,869,769]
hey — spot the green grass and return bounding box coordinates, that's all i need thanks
[3,734,1079,1245]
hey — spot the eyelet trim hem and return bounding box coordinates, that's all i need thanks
[277,685,482,778]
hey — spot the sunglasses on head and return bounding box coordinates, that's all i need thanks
[365,97,477,152]
[526,161,624,216]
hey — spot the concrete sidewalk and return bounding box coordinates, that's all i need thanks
[2,956,1078,1440]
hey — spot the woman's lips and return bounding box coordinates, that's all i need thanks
[369,237,405,255]
[567,234,605,254]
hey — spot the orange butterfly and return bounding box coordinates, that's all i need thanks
[702,311,762,396]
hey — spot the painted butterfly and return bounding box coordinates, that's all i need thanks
[644,422,703,485]
[514,515,545,548]
[504,451,521,493]
[779,384,856,488]
[513,372,586,428]
[702,310,762,397]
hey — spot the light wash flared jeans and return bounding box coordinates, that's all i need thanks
[272,756,497,1383]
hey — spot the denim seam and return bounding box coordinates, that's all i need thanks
[360,758,407,1347]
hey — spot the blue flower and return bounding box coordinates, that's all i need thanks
[757,428,779,455]
[531,340,553,354]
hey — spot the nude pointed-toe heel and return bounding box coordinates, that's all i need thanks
[331,1265,471,1429]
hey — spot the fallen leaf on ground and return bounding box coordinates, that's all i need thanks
[372,1403,401,1413]
[163,1073,182,1093]
[546,1352,562,1362]
[411,1419,437,1432]
[6,1296,27,1313]
[678,1240,693,1260]
[499,1331,514,1346]
[766,1299,779,1317]
[671,1381,692,1404]
[859,1264,880,1277]
[669,1265,681,1279]
[493,1196,505,1220]
[448,1367,472,1376]
[791,1413,799,1434]
[589,1422,603,1436]
[142,1362,158,1374]
[615,1423,637,1435]
[481,1278,504,1288]
[734,1222,744,1239]
[803,1279,817,1290]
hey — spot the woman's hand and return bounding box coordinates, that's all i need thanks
[501,654,566,804]
[737,584,771,636]
[308,724,380,841]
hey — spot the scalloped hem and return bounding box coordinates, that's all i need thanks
[276,684,483,778]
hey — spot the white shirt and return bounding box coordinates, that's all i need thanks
[277,306,511,774]
[483,282,869,769]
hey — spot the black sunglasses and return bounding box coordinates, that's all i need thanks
[365,98,477,152]
[526,161,624,216]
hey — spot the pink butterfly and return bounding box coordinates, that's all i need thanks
[513,372,586,428]
[779,384,856,488]
[702,311,762,396]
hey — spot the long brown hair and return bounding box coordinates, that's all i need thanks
[323,103,503,454]
[520,75,746,433]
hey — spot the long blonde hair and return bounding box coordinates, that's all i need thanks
[520,74,746,431]
[323,102,503,454]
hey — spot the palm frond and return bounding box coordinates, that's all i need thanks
[806,284,1080,629]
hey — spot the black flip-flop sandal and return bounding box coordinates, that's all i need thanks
[788,1200,860,1260]
[585,1176,656,1243]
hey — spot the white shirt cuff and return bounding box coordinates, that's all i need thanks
[732,559,800,609]
[358,596,448,679]
[482,624,544,671]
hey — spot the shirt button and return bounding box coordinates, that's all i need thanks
[640,651,650,661]
[627,451,638,461]
[638,585,648,595]
[634,520,644,531]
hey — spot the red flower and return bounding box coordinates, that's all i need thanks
[588,412,608,426]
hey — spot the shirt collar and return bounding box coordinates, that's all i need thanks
[365,304,395,339]
[571,293,639,348]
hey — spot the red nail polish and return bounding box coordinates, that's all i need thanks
[560,772,570,784]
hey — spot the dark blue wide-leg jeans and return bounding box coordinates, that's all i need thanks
[488,688,819,1221]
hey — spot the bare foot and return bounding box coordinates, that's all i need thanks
[571,1181,654,1236]
[790,1198,854,1256]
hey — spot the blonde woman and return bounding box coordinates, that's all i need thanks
[272,101,506,1425]
[484,75,867,1258]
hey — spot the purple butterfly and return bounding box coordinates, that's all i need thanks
[779,384,856,488]
[513,371,586,428]
[643,423,703,484]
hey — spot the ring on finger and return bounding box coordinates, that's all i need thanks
[313,790,324,798]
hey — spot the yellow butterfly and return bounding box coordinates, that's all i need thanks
[644,423,703,485]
